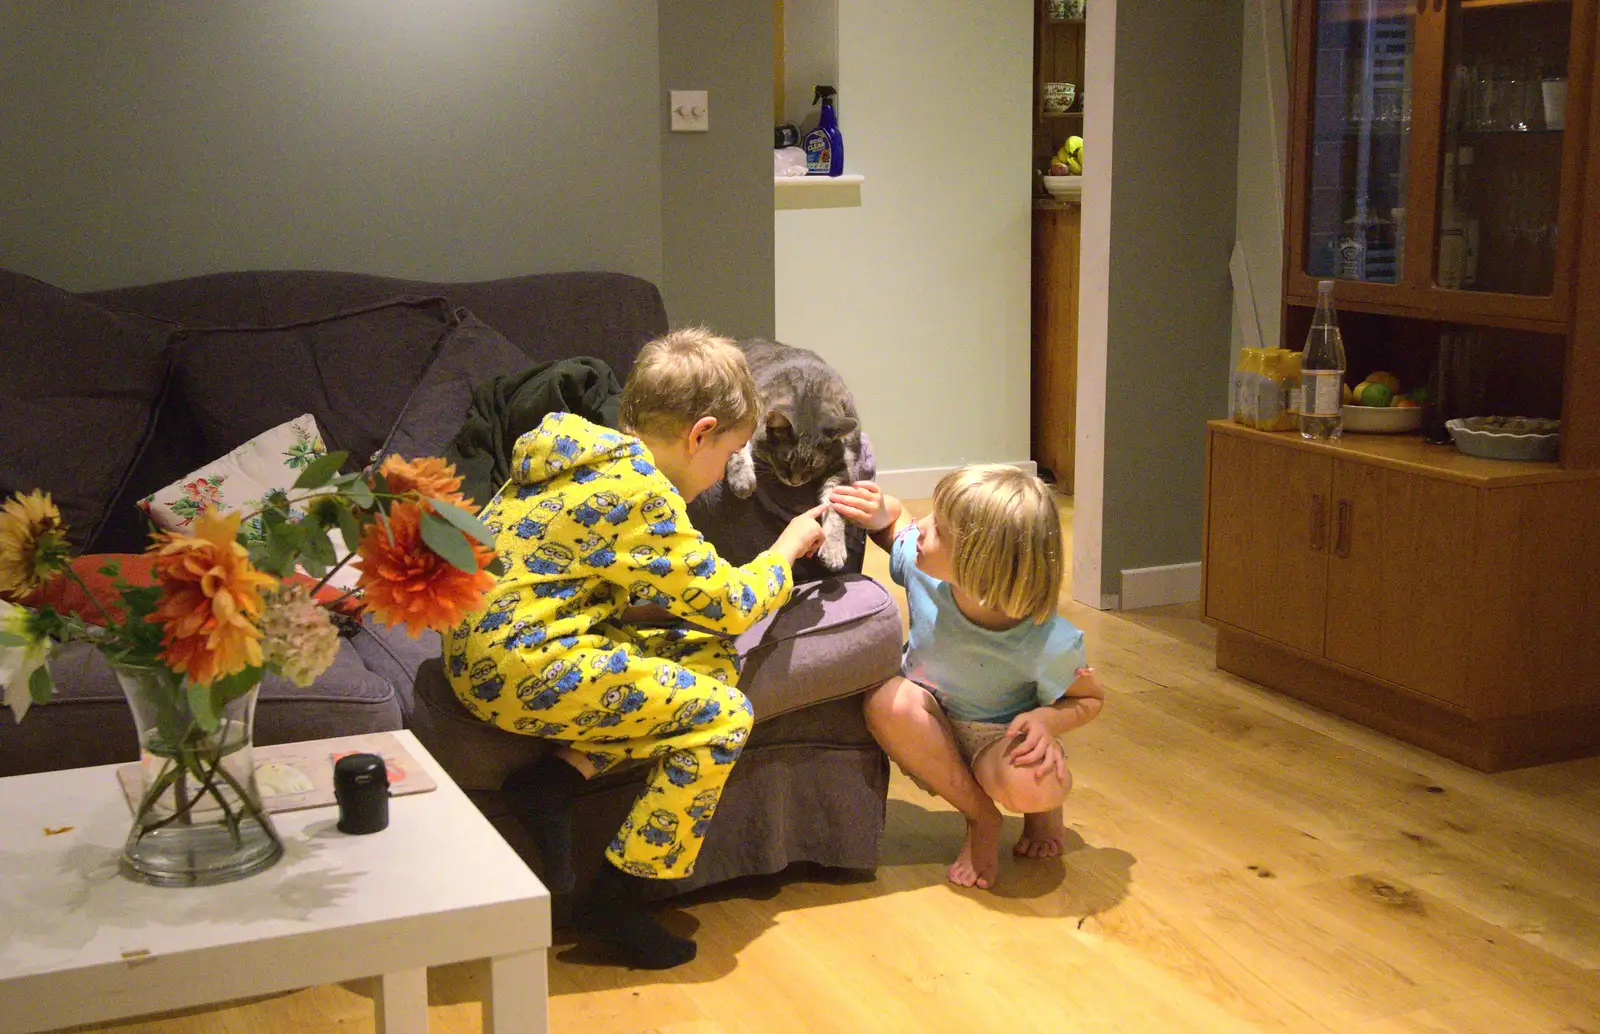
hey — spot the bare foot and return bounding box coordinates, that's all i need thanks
[949,810,1002,890]
[1013,808,1066,859]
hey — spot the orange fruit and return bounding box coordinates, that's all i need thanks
[1368,371,1401,394]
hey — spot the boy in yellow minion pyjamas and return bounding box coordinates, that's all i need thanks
[447,329,825,970]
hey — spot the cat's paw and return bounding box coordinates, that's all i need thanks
[817,522,848,571]
[726,452,756,498]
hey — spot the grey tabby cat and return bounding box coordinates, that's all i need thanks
[726,338,862,571]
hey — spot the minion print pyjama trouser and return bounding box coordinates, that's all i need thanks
[488,624,753,880]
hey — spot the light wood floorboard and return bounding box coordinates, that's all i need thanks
[69,498,1600,1033]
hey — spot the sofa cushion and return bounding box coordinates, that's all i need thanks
[377,310,532,463]
[0,638,404,778]
[140,413,326,537]
[0,270,172,549]
[87,271,668,382]
[347,620,442,722]
[407,573,902,793]
[15,554,157,625]
[733,574,903,720]
[173,297,453,468]
[86,369,213,554]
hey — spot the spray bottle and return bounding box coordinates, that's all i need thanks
[804,86,844,176]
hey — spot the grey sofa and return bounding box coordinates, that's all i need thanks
[0,267,900,904]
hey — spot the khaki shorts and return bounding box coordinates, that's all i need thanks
[901,688,1066,797]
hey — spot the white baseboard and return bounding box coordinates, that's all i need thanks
[875,460,1039,500]
[1119,562,1201,610]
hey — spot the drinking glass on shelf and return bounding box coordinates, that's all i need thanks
[1542,77,1568,130]
[1506,65,1538,132]
[1471,64,1502,132]
[1373,90,1403,127]
[1346,84,1370,127]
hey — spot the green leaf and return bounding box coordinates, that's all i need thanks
[211,666,263,709]
[420,511,478,573]
[293,451,347,490]
[98,561,121,578]
[29,663,54,704]
[335,505,364,554]
[0,631,27,647]
[301,523,338,567]
[345,478,376,510]
[429,499,496,548]
[187,679,220,733]
[261,523,301,577]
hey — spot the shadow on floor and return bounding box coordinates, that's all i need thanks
[489,796,1136,986]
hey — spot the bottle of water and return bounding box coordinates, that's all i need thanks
[1299,280,1347,440]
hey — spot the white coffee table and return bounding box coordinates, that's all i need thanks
[0,730,549,1034]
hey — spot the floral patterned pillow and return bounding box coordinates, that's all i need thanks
[140,414,361,593]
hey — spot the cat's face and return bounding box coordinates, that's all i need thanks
[754,408,857,486]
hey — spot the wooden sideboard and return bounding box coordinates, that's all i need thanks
[1204,420,1600,771]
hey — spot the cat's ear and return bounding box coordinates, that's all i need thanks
[827,416,859,437]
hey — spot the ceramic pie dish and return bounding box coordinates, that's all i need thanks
[1445,416,1561,461]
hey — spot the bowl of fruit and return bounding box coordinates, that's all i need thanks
[1340,371,1424,433]
[1044,137,1084,199]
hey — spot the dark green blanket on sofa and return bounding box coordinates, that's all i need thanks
[446,356,622,508]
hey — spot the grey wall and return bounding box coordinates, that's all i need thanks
[659,0,775,338]
[0,1,662,291]
[0,0,773,338]
[1101,0,1243,597]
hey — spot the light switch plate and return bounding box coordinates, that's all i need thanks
[670,90,709,132]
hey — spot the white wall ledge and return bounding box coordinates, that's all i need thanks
[774,174,864,210]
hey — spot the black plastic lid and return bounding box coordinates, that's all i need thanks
[333,752,389,790]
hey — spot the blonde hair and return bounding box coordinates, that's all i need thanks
[932,464,1063,624]
[619,328,761,439]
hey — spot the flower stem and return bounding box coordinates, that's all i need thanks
[309,551,355,597]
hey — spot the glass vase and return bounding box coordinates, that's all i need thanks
[113,665,284,886]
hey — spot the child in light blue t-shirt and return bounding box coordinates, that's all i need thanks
[831,465,1104,891]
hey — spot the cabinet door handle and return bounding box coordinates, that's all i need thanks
[1310,493,1327,553]
[1416,0,1425,13]
[1335,500,1352,558]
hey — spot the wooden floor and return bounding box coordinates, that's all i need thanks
[77,497,1600,1033]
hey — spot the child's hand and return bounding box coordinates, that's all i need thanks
[1005,709,1065,779]
[774,503,828,564]
[828,481,895,531]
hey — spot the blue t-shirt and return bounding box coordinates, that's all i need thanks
[891,524,1087,723]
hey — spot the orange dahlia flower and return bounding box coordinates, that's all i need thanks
[146,510,276,686]
[378,455,476,514]
[355,501,494,636]
[0,490,70,598]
